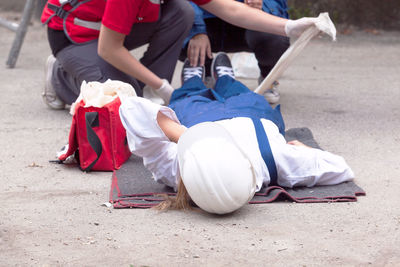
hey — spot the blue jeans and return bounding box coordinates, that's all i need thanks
[169,75,285,135]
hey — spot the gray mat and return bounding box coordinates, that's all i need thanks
[110,128,365,208]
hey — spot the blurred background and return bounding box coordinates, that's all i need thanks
[0,0,399,30]
[287,0,400,31]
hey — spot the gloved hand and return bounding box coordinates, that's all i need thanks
[155,79,174,104]
[284,17,319,38]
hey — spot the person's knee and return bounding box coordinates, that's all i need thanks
[76,67,104,83]
[246,31,289,50]
[171,0,194,28]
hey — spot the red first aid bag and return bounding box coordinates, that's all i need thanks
[58,97,131,171]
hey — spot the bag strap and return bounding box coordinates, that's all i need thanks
[82,112,102,172]
[251,117,278,186]
[44,0,97,28]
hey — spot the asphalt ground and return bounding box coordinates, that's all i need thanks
[1,18,400,266]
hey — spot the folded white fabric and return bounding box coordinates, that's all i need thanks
[255,12,336,95]
[70,79,137,115]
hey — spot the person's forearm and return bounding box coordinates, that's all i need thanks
[157,111,186,143]
[98,25,163,89]
[201,0,287,36]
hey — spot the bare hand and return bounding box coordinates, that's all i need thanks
[287,140,311,148]
[187,34,213,67]
[245,0,262,9]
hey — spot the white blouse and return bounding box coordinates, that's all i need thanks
[119,97,354,191]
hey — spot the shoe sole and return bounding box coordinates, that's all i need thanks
[43,56,65,110]
[265,96,280,104]
[264,90,280,104]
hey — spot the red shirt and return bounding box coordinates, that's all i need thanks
[102,0,212,35]
[42,0,213,44]
[41,0,106,43]
[42,0,106,31]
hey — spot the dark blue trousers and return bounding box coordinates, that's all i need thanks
[169,76,285,135]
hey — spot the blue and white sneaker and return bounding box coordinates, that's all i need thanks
[181,58,205,84]
[211,52,235,83]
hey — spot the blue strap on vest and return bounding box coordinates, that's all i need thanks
[251,117,278,186]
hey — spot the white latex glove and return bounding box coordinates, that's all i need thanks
[285,17,319,38]
[154,79,174,104]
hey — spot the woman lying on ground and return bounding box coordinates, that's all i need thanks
[119,53,354,214]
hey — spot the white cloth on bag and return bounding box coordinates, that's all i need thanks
[119,97,354,190]
[70,79,137,115]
